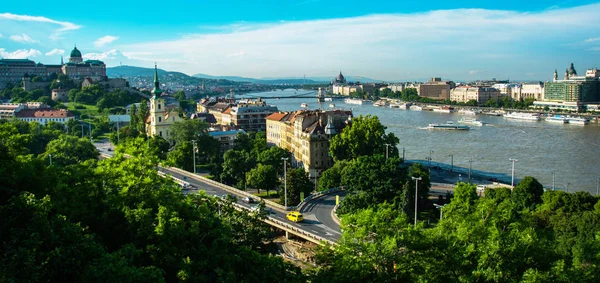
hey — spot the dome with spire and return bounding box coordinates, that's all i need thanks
[70,46,82,58]
[568,62,577,76]
[335,71,347,84]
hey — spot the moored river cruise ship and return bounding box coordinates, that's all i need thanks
[503,112,541,121]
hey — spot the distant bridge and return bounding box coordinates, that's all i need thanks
[242,91,319,99]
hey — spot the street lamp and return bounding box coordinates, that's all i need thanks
[411,176,422,226]
[384,143,390,159]
[433,203,447,220]
[552,171,555,191]
[429,150,434,168]
[468,157,473,183]
[509,158,518,187]
[448,154,453,172]
[282,157,289,207]
[191,140,197,174]
[596,178,599,196]
[80,123,84,138]
[49,154,53,166]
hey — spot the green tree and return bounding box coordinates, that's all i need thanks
[41,135,99,166]
[168,119,209,145]
[257,146,290,174]
[317,160,347,191]
[221,149,253,188]
[246,164,279,194]
[282,168,313,206]
[512,176,544,209]
[166,141,193,171]
[329,115,399,161]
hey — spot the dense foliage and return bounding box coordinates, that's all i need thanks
[311,182,600,282]
[0,120,305,282]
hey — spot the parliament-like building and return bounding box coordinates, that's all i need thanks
[0,46,106,90]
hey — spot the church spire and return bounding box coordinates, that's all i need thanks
[151,63,162,97]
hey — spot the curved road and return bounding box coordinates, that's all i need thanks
[95,141,342,243]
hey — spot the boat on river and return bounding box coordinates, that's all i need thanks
[567,117,590,125]
[329,103,336,108]
[345,98,371,105]
[427,121,470,130]
[433,106,455,113]
[301,103,308,108]
[410,105,423,111]
[503,112,541,121]
[458,118,484,126]
[458,108,479,115]
[545,116,568,124]
[373,100,387,107]
[390,101,411,109]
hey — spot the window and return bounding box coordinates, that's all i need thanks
[158,117,162,122]
[158,104,162,110]
[159,131,163,137]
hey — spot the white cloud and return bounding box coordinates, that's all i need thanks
[45,49,65,56]
[94,35,119,47]
[468,70,480,75]
[0,48,42,59]
[83,49,122,60]
[0,13,80,31]
[119,3,600,80]
[0,13,81,40]
[584,37,600,42]
[9,33,37,43]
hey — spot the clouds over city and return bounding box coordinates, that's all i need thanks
[94,35,119,47]
[0,48,41,59]
[9,33,37,43]
[45,49,65,56]
[117,3,600,80]
[0,12,80,41]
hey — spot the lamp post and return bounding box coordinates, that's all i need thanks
[509,158,518,187]
[411,176,421,226]
[49,154,53,166]
[80,124,84,138]
[282,157,289,207]
[402,147,405,160]
[116,118,120,144]
[191,140,197,174]
[89,123,92,141]
[566,182,570,193]
[448,154,453,172]
[429,150,434,168]
[552,171,555,191]
[433,203,447,220]
[384,143,390,159]
[596,178,599,196]
[468,157,473,183]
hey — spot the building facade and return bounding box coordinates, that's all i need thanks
[15,109,74,125]
[510,83,544,101]
[450,86,501,104]
[543,64,600,104]
[0,46,106,90]
[417,78,454,100]
[266,109,352,181]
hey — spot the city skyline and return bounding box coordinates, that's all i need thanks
[1,0,599,81]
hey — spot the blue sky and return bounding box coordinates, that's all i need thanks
[1,0,599,81]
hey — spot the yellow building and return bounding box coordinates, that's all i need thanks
[266,109,352,181]
[146,65,184,139]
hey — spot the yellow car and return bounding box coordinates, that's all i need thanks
[286,211,304,223]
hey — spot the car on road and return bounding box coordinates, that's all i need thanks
[242,196,255,203]
[250,204,271,215]
[286,211,304,223]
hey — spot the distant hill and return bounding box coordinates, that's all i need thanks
[193,73,329,85]
[107,65,171,77]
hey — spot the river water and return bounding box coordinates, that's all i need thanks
[239,89,600,194]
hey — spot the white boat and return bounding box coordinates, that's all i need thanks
[545,116,568,124]
[458,108,478,115]
[427,121,470,130]
[301,103,308,108]
[483,110,504,116]
[345,98,370,105]
[324,97,333,102]
[390,102,411,109]
[503,112,541,121]
[329,103,336,108]
[433,106,455,113]
[458,118,484,126]
[410,105,423,111]
[567,117,590,125]
[373,100,387,107]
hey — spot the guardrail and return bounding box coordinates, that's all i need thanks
[331,204,341,226]
[165,166,289,212]
[296,187,344,212]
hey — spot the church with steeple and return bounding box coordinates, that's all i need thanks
[146,64,184,139]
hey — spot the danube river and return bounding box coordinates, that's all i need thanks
[239,89,600,194]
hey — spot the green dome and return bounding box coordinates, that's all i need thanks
[70,47,82,58]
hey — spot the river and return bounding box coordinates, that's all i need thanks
[239,89,600,194]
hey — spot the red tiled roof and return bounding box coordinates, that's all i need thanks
[266,112,286,121]
[222,107,232,115]
[15,109,74,118]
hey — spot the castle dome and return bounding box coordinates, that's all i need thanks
[70,47,82,58]
[337,71,345,81]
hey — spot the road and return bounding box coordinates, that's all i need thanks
[94,140,342,242]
